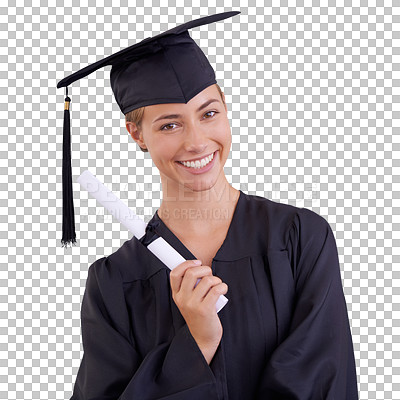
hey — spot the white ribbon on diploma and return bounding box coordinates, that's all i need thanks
[76,169,228,313]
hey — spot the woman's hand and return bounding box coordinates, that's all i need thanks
[170,260,228,364]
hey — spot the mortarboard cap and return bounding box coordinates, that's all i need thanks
[57,11,240,248]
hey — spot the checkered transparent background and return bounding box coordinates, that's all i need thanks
[1,1,399,399]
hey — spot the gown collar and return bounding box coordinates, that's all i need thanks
[145,189,247,263]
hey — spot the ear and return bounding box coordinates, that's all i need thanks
[126,121,147,151]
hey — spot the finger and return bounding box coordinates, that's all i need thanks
[170,260,202,293]
[191,275,223,301]
[202,282,228,309]
[180,266,213,296]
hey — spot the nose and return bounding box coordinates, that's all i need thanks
[183,121,208,153]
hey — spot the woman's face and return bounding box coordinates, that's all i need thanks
[129,84,231,195]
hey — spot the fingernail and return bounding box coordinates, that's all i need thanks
[193,260,202,265]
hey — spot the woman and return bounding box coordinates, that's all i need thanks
[126,82,237,366]
[58,11,358,400]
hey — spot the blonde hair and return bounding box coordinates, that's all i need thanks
[125,83,225,153]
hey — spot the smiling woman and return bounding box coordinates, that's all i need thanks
[57,10,358,400]
[125,84,232,198]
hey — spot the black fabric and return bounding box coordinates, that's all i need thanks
[70,191,358,400]
[57,11,239,114]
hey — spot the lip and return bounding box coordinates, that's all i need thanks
[177,151,216,163]
[175,150,218,175]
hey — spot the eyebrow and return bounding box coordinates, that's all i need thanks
[152,98,221,124]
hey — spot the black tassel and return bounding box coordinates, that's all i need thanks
[61,87,77,247]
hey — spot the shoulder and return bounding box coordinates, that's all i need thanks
[240,191,332,249]
[242,192,300,223]
[243,191,328,224]
[87,235,166,284]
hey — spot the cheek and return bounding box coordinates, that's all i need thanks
[147,136,177,165]
[215,119,232,147]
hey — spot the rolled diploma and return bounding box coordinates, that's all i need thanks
[76,169,228,313]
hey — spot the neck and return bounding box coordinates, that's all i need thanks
[157,173,239,233]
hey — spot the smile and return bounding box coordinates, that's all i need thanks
[177,152,215,169]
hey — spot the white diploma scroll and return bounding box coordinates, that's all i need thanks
[77,169,228,313]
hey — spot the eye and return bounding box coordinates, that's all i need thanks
[160,122,177,131]
[204,110,218,119]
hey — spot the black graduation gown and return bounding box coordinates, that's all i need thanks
[70,190,358,400]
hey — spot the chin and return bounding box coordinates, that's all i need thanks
[183,181,216,192]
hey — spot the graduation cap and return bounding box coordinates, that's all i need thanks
[57,11,240,248]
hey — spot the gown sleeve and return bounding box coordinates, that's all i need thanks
[70,257,222,400]
[257,209,359,399]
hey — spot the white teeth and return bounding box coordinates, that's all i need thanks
[179,152,214,169]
